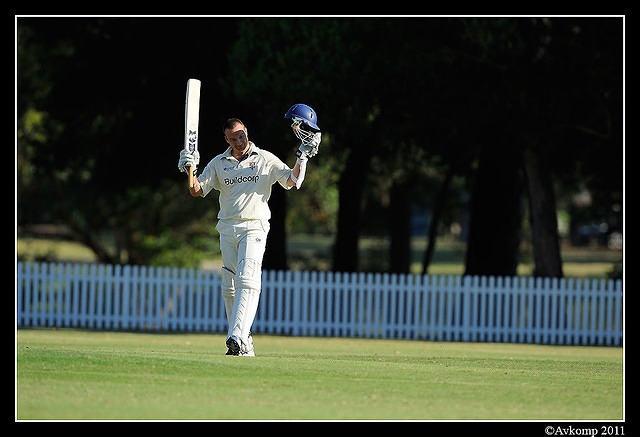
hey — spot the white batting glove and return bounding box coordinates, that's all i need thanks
[178,149,200,173]
[296,132,321,159]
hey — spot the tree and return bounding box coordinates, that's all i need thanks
[17,18,236,266]
[224,18,391,272]
[454,17,622,278]
[18,17,622,278]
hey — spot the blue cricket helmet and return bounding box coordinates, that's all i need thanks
[284,103,320,131]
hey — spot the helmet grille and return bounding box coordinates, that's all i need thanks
[291,117,317,144]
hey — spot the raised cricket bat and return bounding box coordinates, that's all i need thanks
[184,78,201,188]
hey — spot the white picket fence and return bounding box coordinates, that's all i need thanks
[16,261,624,346]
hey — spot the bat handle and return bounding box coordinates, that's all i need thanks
[188,166,194,188]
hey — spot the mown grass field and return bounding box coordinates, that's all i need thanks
[16,328,623,421]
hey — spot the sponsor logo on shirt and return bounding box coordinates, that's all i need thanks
[224,175,260,185]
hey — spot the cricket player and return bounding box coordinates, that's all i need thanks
[178,104,321,356]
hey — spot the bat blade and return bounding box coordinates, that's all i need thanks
[184,78,201,187]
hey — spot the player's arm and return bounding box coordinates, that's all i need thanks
[189,177,204,197]
[286,158,304,187]
[288,131,321,189]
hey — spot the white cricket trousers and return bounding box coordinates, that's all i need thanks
[216,219,269,352]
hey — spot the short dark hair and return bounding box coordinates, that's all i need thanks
[222,118,244,134]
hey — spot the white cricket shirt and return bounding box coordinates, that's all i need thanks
[197,142,293,221]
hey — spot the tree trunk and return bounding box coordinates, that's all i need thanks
[464,146,523,277]
[333,147,372,273]
[389,179,412,274]
[264,188,288,271]
[522,147,563,278]
[422,166,455,275]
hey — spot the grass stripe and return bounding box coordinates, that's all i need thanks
[16,328,623,420]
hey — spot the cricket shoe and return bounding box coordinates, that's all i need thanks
[225,333,255,357]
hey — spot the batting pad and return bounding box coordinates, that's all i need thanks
[228,287,260,351]
[235,258,262,291]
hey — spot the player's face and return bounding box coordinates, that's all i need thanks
[224,123,249,157]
